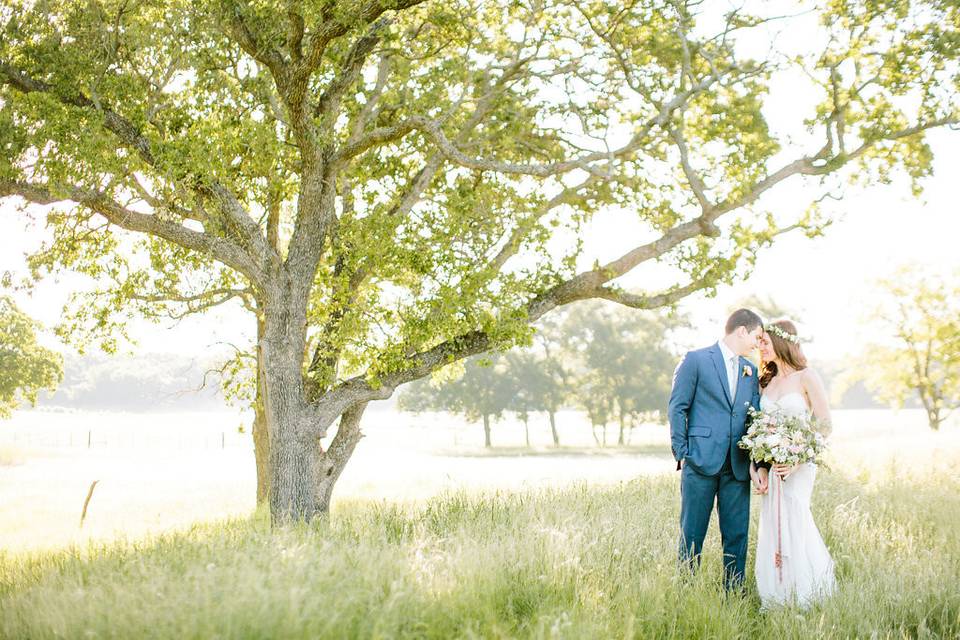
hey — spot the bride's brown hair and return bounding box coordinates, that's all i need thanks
[759,319,807,389]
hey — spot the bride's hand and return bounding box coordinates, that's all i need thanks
[773,463,799,480]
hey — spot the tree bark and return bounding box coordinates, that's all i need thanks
[252,396,271,504]
[482,413,492,447]
[315,402,367,513]
[548,410,560,446]
[260,285,335,523]
[253,314,271,505]
[917,386,943,430]
[926,406,942,431]
[523,416,530,447]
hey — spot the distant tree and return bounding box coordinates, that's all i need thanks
[503,350,549,447]
[529,313,575,446]
[852,268,959,430]
[577,369,616,446]
[564,301,680,446]
[398,354,512,447]
[45,350,228,411]
[0,297,63,418]
[500,311,576,447]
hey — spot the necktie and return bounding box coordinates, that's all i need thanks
[728,356,737,400]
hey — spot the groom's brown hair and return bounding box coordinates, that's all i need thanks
[725,308,762,335]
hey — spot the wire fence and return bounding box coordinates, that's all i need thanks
[0,409,255,452]
[0,428,252,450]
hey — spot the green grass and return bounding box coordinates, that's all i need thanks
[1,464,959,639]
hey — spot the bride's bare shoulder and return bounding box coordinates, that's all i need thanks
[800,367,826,390]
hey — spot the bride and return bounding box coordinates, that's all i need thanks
[749,319,836,609]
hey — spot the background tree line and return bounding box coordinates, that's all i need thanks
[398,300,682,448]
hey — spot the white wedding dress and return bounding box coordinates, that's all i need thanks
[756,392,836,609]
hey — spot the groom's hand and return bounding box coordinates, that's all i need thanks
[753,467,769,494]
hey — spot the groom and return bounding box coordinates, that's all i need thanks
[668,308,765,591]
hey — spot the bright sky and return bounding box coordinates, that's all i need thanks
[1,1,957,368]
[576,126,960,362]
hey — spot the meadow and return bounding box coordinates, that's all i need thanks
[1,407,958,638]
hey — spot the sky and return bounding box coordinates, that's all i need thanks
[575,126,959,363]
[1,1,957,372]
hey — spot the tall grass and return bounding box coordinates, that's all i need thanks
[2,463,958,639]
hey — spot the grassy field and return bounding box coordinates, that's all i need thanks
[2,453,959,638]
[2,408,959,638]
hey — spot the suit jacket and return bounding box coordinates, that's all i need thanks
[668,343,761,482]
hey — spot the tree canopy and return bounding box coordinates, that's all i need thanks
[0,296,63,418]
[849,266,960,430]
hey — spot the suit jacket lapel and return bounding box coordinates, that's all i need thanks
[710,344,733,407]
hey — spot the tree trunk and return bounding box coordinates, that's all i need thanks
[260,288,334,523]
[253,314,270,505]
[252,397,270,504]
[483,413,492,447]
[268,422,322,523]
[315,402,367,513]
[523,416,530,448]
[927,408,943,430]
[918,387,943,430]
[548,410,560,446]
[618,409,626,446]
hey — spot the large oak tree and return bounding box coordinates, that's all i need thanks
[1,0,957,522]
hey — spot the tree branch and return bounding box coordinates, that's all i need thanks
[296,0,427,79]
[0,180,265,287]
[220,3,289,85]
[0,60,275,278]
[128,286,255,319]
[668,123,713,212]
[325,112,959,413]
[314,17,391,121]
[332,66,729,176]
[286,0,305,63]
[0,61,155,165]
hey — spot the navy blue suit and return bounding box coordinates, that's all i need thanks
[668,343,761,590]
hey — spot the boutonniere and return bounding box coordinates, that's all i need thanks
[742,365,753,377]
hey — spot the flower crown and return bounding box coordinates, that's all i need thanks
[765,323,802,344]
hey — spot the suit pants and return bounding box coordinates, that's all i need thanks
[678,450,751,590]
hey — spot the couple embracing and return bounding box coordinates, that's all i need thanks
[668,309,836,609]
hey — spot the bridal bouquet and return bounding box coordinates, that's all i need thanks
[738,406,827,466]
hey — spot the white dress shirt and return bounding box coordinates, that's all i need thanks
[717,339,739,401]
